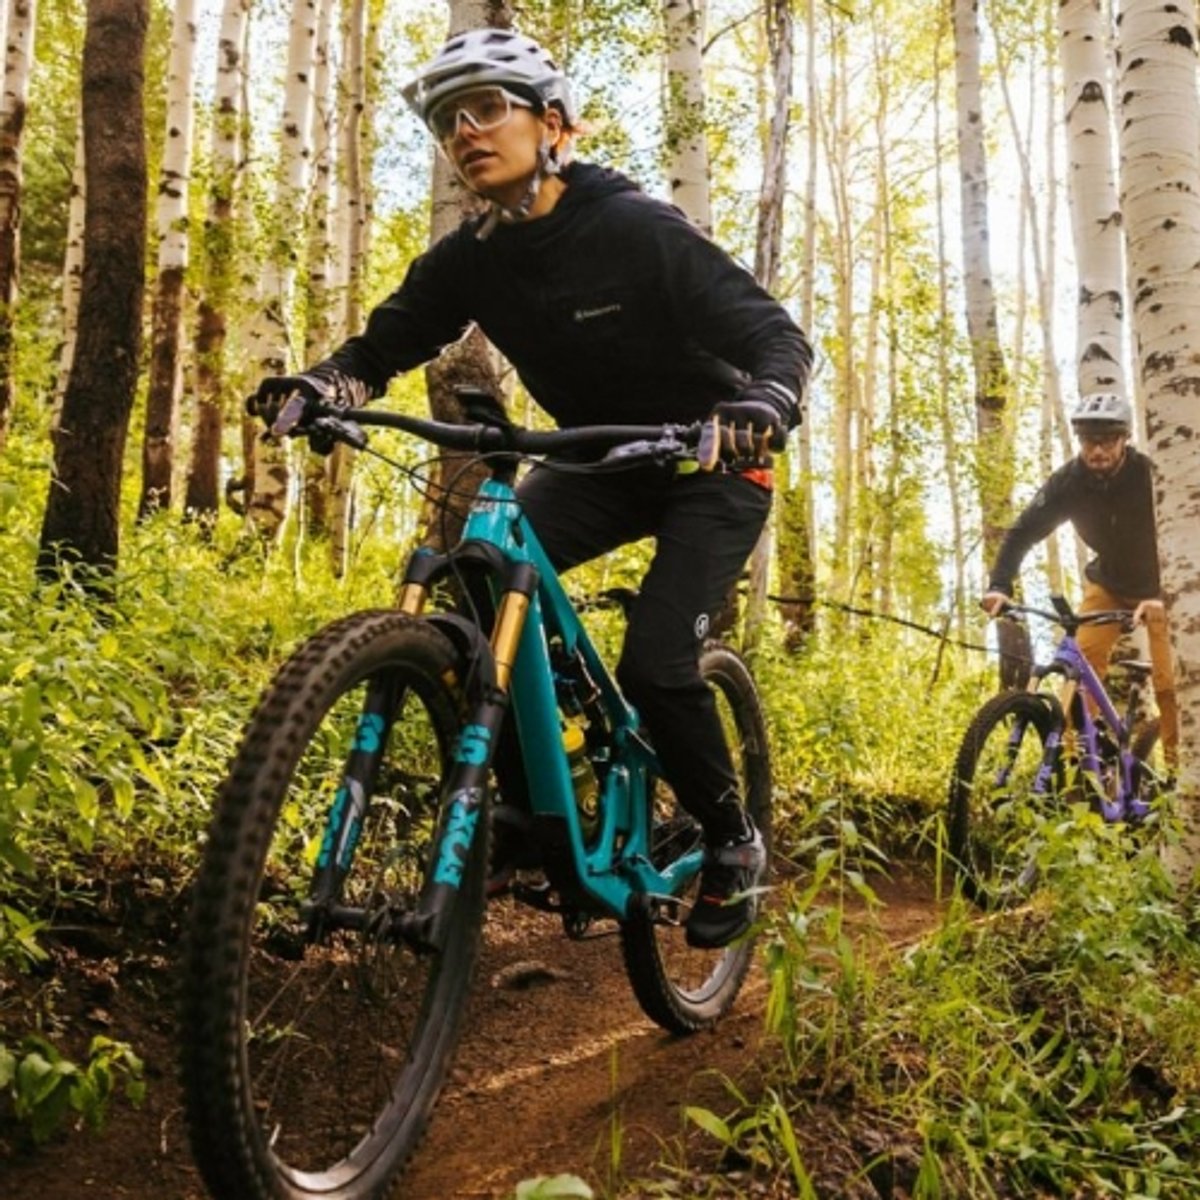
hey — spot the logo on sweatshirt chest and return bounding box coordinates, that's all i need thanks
[573,303,623,323]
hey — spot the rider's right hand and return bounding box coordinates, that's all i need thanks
[246,374,322,431]
[980,591,1012,618]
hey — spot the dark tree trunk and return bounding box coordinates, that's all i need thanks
[184,298,225,521]
[37,0,148,581]
[139,263,185,517]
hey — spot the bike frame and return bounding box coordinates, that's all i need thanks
[1025,622,1150,823]
[309,424,706,951]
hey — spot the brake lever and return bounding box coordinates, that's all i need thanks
[310,415,368,452]
[266,393,367,453]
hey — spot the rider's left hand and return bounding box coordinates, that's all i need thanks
[698,381,798,470]
[1132,598,1165,626]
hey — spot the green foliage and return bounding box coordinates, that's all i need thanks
[751,618,992,864]
[0,483,396,964]
[0,1033,144,1144]
[512,1176,594,1200]
[697,809,1200,1198]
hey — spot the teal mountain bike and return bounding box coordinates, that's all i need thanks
[179,400,772,1200]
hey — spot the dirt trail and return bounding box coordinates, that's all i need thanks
[0,869,941,1199]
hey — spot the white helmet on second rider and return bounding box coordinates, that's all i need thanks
[1070,392,1132,433]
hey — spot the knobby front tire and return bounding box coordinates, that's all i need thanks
[620,642,772,1034]
[180,611,488,1200]
[947,690,1063,910]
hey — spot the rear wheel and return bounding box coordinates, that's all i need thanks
[947,690,1063,909]
[180,611,488,1200]
[620,642,771,1033]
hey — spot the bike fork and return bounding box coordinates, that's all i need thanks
[304,672,403,938]
[400,583,532,954]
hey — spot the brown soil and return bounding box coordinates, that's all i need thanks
[0,866,942,1199]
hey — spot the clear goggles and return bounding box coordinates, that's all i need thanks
[428,86,534,142]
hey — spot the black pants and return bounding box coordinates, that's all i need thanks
[516,461,771,841]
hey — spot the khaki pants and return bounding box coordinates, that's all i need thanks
[1077,580,1178,769]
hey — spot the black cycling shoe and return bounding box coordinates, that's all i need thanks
[685,822,766,949]
[487,803,539,896]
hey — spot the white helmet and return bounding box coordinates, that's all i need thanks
[403,30,578,131]
[1070,392,1132,432]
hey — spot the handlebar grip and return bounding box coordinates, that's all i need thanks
[269,392,312,439]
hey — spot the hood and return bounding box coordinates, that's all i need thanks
[480,161,641,250]
[555,161,642,207]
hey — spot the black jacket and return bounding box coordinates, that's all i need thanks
[319,162,811,427]
[988,447,1161,600]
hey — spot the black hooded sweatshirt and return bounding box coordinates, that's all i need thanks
[319,162,812,426]
[988,446,1161,600]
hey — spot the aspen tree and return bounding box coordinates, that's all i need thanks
[1115,0,1200,878]
[0,0,36,449]
[139,0,199,517]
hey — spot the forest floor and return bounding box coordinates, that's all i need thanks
[0,862,944,1200]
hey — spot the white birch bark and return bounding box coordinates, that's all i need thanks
[247,0,318,541]
[305,0,335,365]
[327,0,368,578]
[1059,0,1128,398]
[746,0,793,649]
[663,0,712,234]
[338,0,368,336]
[953,0,1013,563]
[185,0,250,521]
[140,0,199,516]
[1115,0,1200,880]
[413,0,509,557]
[302,0,336,548]
[933,11,967,644]
[53,114,86,419]
[0,0,36,448]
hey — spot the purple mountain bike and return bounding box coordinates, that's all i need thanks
[948,595,1168,908]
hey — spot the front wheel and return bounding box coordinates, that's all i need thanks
[620,642,771,1034]
[947,690,1063,910]
[179,611,488,1200]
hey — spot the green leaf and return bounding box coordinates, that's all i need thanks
[74,776,100,823]
[685,1104,733,1144]
[513,1175,594,1199]
[0,1043,16,1088]
[109,773,135,820]
[10,738,39,787]
[19,681,41,728]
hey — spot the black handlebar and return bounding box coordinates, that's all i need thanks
[994,595,1135,633]
[270,394,704,465]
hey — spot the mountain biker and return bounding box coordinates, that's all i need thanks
[980,392,1177,769]
[247,29,813,949]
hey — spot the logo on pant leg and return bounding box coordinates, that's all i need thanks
[695,613,710,640]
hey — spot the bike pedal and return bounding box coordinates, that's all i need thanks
[639,892,688,926]
[511,878,565,913]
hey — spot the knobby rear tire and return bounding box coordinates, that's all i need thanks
[1131,718,1166,806]
[947,689,1063,910]
[179,611,487,1200]
[620,642,772,1034]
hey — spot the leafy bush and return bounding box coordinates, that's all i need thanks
[699,809,1200,1198]
[0,1033,145,1144]
[0,499,397,963]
